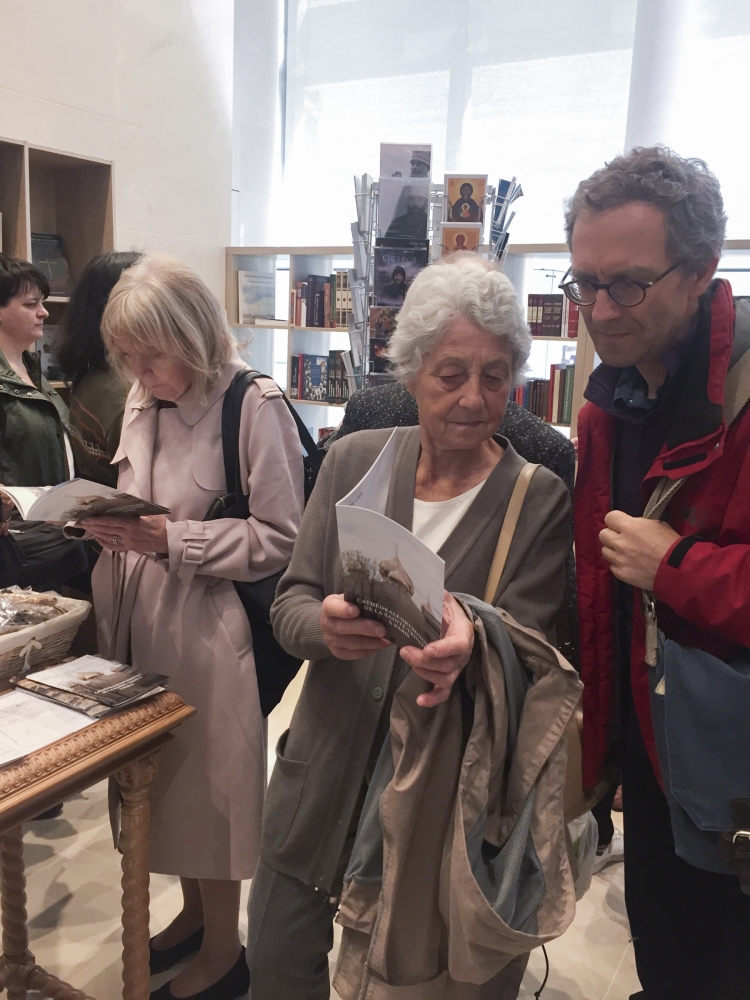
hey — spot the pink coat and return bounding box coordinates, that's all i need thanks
[92,352,305,880]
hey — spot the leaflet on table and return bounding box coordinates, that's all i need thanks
[335,428,444,649]
[0,479,169,523]
[0,689,92,769]
[15,655,169,718]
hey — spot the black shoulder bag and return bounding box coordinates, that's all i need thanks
[205,370,322,716]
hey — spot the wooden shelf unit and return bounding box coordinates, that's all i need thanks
[0,136,114,380]
[226,247,352,436]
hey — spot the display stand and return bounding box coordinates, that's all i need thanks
[0,690,194,1000]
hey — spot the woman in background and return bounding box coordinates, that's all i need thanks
[57,251,142,485]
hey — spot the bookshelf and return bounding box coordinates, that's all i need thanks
[226,246,353,439]
[0,136,114,385]
[503,243,587,437]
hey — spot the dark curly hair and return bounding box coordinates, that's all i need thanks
[56,251,142,387]
[565,146,726,273]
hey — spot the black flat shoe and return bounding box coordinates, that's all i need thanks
[149,926,204,975]
[150,947,249,1000]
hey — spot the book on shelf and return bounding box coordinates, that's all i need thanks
[15,655,169,719]
[527,293,578,337]
[325,350,348,405]
[238,271,275,323]
[290,355,300,399]
[31,233,72,296]
[512,362,575,426]
[291,272,348,328]
[299,354,329,402]
[336,428,443,649]
[540,294,564,336]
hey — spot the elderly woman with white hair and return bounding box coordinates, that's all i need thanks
[83,255,304,1000]
[246,253,572,1000]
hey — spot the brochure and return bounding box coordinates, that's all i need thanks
[238,271,276,323]
[336,429,444,649]
[16,655,170,718]
[1,480,169,523]
[0,690,92,769]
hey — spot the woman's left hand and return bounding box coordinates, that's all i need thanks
[400,591,475,708]
[82,515,169,555]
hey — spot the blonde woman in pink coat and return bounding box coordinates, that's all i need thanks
[85,255,304,1000]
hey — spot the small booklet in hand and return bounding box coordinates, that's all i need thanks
[15,655,170,718]
[336,429,445,649]
[1,480,169,526]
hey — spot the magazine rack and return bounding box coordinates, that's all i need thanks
[0,689,194,1000]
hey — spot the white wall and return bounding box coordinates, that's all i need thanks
[232,0,281,247]
[0,0,234,296]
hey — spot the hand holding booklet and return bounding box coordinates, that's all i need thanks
[0,479,169,535]
[335,429,445,649]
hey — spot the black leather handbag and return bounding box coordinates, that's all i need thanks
[205,370,321,716]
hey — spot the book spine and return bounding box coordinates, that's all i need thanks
[324,280,332,329]
[300,283,308,327]
[290,355,299,399]
[548,294,563,336]
[327,351,335,403]
[567,300,579,338]
[540,296,552,336]
[562,364,575,424]
[527,294,534,331]
[535,294,543,335]
[547,365,555,423]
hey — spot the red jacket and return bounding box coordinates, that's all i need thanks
[575,280,750,788]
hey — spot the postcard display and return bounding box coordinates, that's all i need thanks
[351,145,524,391]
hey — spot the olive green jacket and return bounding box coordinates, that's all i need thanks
[0,350,70,487]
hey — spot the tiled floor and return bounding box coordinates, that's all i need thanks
[17,670,641,999]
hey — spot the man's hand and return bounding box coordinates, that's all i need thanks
[600,511,680,591]
[320,594,392,660]
[82,515,169,555]
[400,591,475,708]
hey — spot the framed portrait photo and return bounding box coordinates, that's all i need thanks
[444,174,488,224]
[438,222,483,257]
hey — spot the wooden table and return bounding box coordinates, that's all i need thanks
[0,691,195,1000]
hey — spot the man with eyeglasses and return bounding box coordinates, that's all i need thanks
[567,147,750,999]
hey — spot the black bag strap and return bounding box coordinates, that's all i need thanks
[221,369,322,499]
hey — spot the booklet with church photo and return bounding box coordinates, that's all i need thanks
[336,429,444,649]
[15,655,170,718]
[0,480,169,524]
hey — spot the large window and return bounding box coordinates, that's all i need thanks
[275,0,637,245]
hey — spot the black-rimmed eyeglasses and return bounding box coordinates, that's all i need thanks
[558,261,682,307]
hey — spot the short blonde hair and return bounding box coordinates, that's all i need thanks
[102,254,234,402]
[386,253,530,385]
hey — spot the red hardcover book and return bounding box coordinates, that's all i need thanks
[566,300,579,338]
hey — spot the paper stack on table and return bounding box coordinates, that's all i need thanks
[0,689,92,769]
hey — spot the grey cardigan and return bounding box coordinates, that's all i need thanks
[264,426,571,892]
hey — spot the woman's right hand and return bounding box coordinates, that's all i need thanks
[320,594,392,660]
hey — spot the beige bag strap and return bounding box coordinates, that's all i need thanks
[483,463,539,604]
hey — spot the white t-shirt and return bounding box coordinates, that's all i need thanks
[412,478,487,555]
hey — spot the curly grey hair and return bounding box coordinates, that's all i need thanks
[564,146,726,273]
[386,253,530,385]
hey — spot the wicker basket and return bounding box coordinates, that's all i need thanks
[0,592,91,682]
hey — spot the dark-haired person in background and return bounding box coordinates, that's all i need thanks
[0,252,87,594]
[57,251,142,486]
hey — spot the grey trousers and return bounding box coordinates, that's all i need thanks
[246,858,528,1000]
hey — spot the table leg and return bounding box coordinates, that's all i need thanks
[0,825,34,1000]
[115,754,159,1000]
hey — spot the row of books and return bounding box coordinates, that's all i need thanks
[290,352,351,405]
[290,271,351,328]
[527,294,579,338]
[512,362,576,425]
